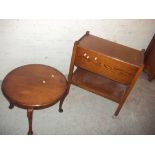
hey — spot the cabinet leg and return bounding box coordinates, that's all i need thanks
[113,104,123,118]
[27,108,33,135]
[9,102,14,109]
[148,75,154,81]
[146,71,155,81]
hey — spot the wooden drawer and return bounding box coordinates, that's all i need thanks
[74,47,138,85]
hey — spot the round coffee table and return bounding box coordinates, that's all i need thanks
[1,64,68,135]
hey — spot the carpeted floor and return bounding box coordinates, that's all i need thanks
[0,72,155,135]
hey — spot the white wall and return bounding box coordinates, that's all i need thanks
[0,19,155,79]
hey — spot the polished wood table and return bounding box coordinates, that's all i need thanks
[1,64,68,134]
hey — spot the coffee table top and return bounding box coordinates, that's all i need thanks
[2,64,68,109]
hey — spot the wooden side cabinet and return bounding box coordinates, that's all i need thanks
[144,34,155,81]
[68,31,144,117]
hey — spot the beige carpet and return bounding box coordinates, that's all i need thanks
[0,72,155,135]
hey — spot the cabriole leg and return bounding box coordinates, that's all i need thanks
[9,102,14,109]
[59,89,69,113]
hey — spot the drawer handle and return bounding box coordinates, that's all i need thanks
[94,57,98,60]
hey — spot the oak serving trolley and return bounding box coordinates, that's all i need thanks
[68,31,144,117]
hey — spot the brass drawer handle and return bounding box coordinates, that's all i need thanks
[86,56,89,59]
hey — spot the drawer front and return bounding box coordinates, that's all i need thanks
[75,47,138,85]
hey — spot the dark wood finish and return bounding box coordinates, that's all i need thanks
[1,64,68,134]
[72,68,127,103]
[144,34,155,81]
[9,102,14,109]
[78,33,143,67]
[27,108,33,135]
[75,47,138,85]
[114,62,144,116]
[59,89,69,113]
[68,31,144,117]
[68,41,79,86]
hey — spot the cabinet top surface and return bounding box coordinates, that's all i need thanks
[78,34,144,67]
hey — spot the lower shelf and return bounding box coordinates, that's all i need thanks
[71,68,127,103]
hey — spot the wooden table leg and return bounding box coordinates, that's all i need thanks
[27,108,33,135]
[59,90,68,113]
[9,102,14,109]
[59,97,65,113]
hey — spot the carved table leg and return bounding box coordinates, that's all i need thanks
[59,96,65,113]
[59,90,68,113]
[9,102,14,109]
[27,108,33,135]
